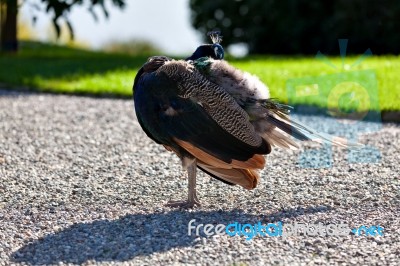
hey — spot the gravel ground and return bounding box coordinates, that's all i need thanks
[0,90,399,266]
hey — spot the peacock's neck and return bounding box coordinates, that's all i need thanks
[192,57,212,73]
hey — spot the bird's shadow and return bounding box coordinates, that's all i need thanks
[12,206,332,265]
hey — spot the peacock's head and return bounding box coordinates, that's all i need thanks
[186,31,224,61]
[211,43,224,59]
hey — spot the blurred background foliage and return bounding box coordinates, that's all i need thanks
[0,0,126,52]
[190,0,400,55]
[0,0,399,112]
[102,39,160,56]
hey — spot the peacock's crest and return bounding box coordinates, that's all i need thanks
[208,31,223,44]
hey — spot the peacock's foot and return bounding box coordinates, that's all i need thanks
[166,198,201,208]
[167,160,201,208]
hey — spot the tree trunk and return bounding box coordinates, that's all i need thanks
[0,0,18,52]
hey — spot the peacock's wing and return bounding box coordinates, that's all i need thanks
[134,60,271,171]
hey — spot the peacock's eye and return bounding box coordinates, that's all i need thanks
[212,44,224,59]
[214,47,219,57]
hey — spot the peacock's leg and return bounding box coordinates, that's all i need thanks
[166,160,201,208]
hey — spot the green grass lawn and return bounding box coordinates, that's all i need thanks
[0,41,399,111]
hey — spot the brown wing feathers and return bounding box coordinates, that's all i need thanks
[173,138,264,189]
[174,138,265,169]
[197,164,260,190]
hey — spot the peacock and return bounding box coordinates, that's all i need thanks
[133,32,351,208]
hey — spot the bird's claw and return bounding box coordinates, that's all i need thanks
[166,198,201,208]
